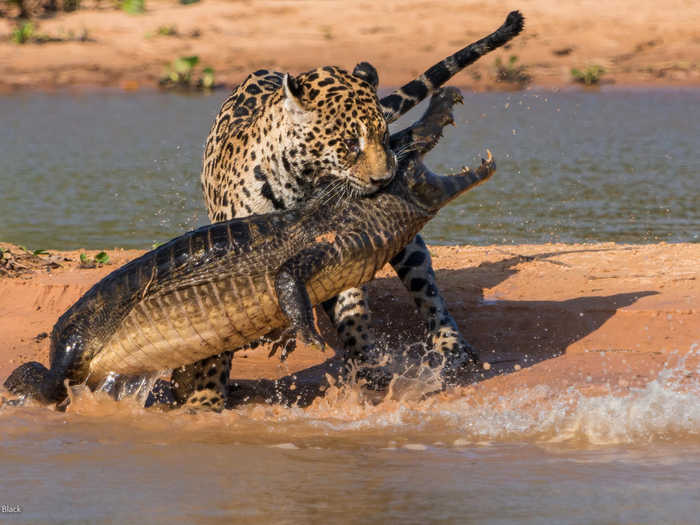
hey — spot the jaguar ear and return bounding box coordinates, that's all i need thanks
[283,73,306,114]
[352,62,379,90]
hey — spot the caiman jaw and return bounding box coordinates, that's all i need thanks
[414,88,465,159]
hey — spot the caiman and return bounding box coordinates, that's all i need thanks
[4,87,496,406]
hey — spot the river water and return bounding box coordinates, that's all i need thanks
[2,348,700,523]
[1,88,699,522]
[1,88,699,250]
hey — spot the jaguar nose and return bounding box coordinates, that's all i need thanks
[370,172,395,187]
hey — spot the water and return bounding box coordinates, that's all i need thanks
[2,88,699,522]
[1,88,699,250]
[2,348,700,523]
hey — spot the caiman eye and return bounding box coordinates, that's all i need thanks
[345,138,360,153]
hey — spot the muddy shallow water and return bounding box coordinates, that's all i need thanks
[2,348,700,523]
[1,89,699,522]
[1,88,699,250]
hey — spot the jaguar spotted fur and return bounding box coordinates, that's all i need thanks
[172,11,525,410]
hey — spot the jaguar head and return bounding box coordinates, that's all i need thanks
[282,64,396,195]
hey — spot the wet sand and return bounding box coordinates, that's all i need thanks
[2,0,700,92]
[1,242,698,404]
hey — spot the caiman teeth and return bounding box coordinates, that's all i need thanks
[446,117,457,128]
[479,150,494,165]
[422,130,444,155]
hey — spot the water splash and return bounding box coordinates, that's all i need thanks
[2,345,699,449]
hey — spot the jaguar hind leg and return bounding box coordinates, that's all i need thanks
[390,235,478,373]
[323,286,393,389]
[171,352,232,413]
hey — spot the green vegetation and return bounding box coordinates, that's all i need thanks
[494,55,531,87]
[571,65,606,86]
[159,56,217,91]
[122,0,145,15]
[11,21,34,44]
[201,67,215,89]
[80,251,110,267]
[162,55,198,86]
[8,21,92,45]
[156,24,178,36]
[32,249,50,257]
[152,241,166,249]
[94,251,110,264]
[179,0,199,5]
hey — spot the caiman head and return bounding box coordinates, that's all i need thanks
[389,87,497,213]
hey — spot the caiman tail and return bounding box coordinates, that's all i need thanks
[4,361,67,405]
[381,10,526,122]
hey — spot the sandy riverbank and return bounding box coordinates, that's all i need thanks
[1,0,700,92]
[1,242,697,405]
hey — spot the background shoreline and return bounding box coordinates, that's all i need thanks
[2,0,700,93]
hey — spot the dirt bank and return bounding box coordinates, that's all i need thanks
[1,0,700,92]
[1,242,698,404]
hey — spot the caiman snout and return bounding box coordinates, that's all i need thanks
[402,87,498,212]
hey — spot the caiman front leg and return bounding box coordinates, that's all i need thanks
[272,243,335,360]
[390,234,479,374]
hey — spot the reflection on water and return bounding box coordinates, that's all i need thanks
[1,88,699,250]
[1,345,700,522]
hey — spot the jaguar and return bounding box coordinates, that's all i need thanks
[171,11,525,410]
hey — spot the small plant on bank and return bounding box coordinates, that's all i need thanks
[571,65,607,86]
[156,24,178,36]
[201,67,215,89]
[80,251,110,268]
[159,56,217,91]
[121,0,145,14]
[152,241,166,249]
[494,55,531,87]
[179,0,199,5]
[11,21,34,44]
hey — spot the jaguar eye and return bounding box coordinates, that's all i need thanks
[345,138,360,153]
[382,131,390,148]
